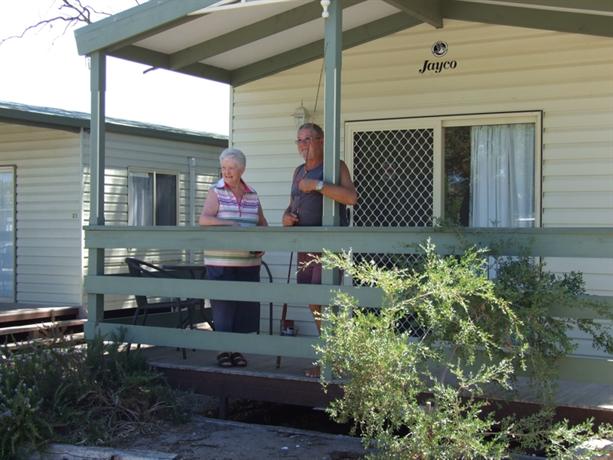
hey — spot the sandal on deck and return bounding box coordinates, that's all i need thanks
[305,365,320,378]
[217,352,233,368]
[230,352,247,367]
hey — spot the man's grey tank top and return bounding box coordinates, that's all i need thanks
[289,163,348,226]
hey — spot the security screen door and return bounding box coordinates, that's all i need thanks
[349,122,437,230]
[346,121,438,335]
[0,166,15,303]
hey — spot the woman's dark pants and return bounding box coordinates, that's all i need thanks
[206,265,260,333]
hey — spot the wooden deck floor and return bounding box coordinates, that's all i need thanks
[142,346,613,424]
[142,346,343,411]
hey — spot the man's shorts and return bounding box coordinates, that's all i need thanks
[296,252,322,285]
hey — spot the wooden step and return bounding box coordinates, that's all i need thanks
[0,306,80,325]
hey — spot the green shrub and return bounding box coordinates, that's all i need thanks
[0,333,185,458]
[316,242,613,459]
[494,256,613,397]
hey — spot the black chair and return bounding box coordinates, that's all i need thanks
[124,257,209,357]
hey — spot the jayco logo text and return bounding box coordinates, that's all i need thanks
[418,59,457,74]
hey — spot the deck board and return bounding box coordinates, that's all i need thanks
[143,346,323,382]
[0,305,81,322]
[141,346,613,423]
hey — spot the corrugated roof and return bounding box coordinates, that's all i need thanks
[0,100,227,146]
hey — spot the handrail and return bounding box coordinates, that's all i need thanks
[84,226,613,258]
[83,225,613,384]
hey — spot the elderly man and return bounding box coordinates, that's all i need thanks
[282,122,358,377]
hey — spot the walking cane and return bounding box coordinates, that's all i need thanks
[276,251,293,368]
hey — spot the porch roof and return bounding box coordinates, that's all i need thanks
[74,0,613,87]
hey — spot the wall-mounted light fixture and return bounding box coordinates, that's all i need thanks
[320,0,330,18]
[292,102,310,129]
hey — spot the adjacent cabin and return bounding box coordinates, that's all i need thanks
[0,102,226,313]
[73,1,612,388]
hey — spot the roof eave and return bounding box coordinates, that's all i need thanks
[74,0,217,56]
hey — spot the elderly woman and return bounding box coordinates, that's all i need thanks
[199,147,268,368]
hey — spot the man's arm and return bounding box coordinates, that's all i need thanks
[298,160,358,206]
[282,166,301,226]
[282,202,299,226]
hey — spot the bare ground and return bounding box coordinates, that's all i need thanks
[99,393,365,460]
[111,414,365,460]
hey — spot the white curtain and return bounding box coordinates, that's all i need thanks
[128,173,153,226]
[470,124,535,228]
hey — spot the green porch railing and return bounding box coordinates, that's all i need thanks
[84,226,613,383]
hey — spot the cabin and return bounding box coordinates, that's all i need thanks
[73,0,612,414]
[0,101,226,315]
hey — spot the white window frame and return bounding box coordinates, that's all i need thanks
[127,168,180,226]
[345,111,542,227]
[0,165,15,302]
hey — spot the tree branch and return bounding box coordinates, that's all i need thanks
[0,0,141,46]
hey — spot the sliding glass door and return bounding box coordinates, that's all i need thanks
[347,113,541,232]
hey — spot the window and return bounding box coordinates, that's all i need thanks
[444,123,536,228]
[0,166,15,302]
[128,170,178,226]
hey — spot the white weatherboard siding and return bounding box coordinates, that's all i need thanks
[0,123,82,306]
[81,131,221,310]
[232,20,613,349]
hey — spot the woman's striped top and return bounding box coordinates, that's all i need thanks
[204,178,262,267]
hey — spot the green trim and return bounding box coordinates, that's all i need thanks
[84,322,611,383]
[444,0,613,38]
[322,0,342,228]
[109,45,231,85]
[83,223,613,383]
[83,226,613,259]
[463,0,613,14]
[556,355,613,384]
[89,52,106,227]
[0,109,82,133]
[85,277,612,323]
[85,275,383,308]
[548,295,613,320]
[169,0,366,71]
[383,0,443,28]
[90,322,319,359]
[98,123,227,147]
[88,250,105,323]
[73,0,613,88]
[74,0,217,55]
[0,103,227,146]
[231,12,421,86]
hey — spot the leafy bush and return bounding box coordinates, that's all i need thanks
[316,242,613,459]
[0,332,185,459]
[494,256,613,397]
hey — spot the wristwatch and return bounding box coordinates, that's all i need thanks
[315,180,324,192]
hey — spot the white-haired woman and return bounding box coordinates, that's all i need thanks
[199,147,268,368]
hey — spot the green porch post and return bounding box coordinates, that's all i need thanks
[322,0,343,289]
[321,1,343,381]
[87,51,106,329]
[322,0,342,228]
